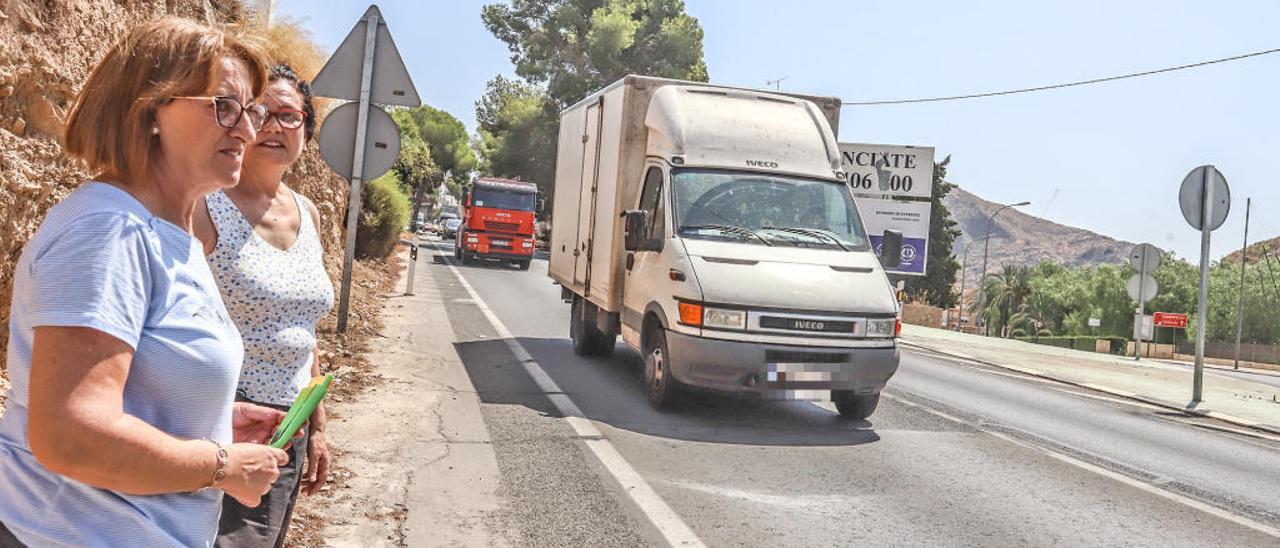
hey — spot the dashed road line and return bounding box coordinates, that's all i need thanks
[434,246,705,548]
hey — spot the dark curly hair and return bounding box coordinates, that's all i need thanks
[268,64,316,141]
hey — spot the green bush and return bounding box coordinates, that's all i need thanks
[355,172,411,259]
[1014,335,1130,354]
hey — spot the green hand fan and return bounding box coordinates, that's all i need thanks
[269,374,333,449]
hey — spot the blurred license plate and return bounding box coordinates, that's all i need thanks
[491,239,510,246]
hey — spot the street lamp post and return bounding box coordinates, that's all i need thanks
[956,240,973,331]
[978,201,1031,336]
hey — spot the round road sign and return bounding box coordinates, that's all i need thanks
[1178,165,1230,231]
[1126,273,1159,303]
[1128,243,1163,273]
[318,102,401,181]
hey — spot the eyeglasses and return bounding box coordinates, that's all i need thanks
[263,108,308,130]
[170,96,269,131]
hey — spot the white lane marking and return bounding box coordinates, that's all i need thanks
[437,249,705,547]
[664,479,862,509]
[882,394,1280,538]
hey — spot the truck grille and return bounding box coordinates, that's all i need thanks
[484,221,520,232]
[759,316,854,334]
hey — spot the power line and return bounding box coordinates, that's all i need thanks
[842,47,1280,106]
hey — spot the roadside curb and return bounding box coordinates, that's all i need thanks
[900,340,1280,438]
[1161,358,1280,376]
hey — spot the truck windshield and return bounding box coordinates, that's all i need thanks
[671,169,869,251]
[473,188,536,212]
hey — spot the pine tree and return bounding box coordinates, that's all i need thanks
[900,156,962,308]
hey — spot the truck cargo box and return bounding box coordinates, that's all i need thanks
[548,75,842,313]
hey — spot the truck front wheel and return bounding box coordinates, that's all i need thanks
[642,328,680,409]
[833,391,880,420]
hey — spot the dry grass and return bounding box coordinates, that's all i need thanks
[253,15,328,80]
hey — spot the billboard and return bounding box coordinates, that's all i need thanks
[839,143,935,276]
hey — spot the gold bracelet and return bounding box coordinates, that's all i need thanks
[204,439,229,489]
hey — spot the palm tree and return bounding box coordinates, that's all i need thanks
[979,264,1034,337]
[1010,290,1060,337]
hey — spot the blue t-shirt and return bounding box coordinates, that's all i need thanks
[0,182,244,547]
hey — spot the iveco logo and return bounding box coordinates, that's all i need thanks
[746,159,779,168]
[794,320,826,331]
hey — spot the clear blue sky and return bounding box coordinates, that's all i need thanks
[276,0,1279,262]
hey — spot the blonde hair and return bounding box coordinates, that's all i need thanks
[63,17,270,184]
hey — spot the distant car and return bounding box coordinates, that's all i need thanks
[441,218,462,239]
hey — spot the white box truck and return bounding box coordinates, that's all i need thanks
[549,75,903,419]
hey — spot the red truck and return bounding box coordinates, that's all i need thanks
[454,177,540,270]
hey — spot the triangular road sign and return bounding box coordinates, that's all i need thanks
[312,5,421,107]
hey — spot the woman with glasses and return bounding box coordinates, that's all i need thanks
[0,18,289,547]
[193,64,335,548]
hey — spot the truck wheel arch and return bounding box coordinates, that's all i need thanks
[643,302,670,333]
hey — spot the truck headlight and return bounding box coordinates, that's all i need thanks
[866,318,897,338]
[676,302,746,330]
[703,307,747,330]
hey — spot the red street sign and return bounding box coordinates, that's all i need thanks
[1153,312,1188,329]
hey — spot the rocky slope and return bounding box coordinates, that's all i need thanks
[944,186,1135,288]
[1222,235,1280,265]
[0,0,351,398]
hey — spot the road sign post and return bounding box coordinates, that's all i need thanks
[1127,243,1161,360]
[338,9,377,333]
[312,4,421,332]
[1179,165,1230,405]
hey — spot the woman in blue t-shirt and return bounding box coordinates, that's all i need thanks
[0,18,289,547]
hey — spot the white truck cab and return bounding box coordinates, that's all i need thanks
[549,75,903,419]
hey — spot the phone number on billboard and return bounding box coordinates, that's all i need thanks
[847,172,915,193]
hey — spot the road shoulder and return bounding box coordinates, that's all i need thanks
[304,247,509,547]
[901,325,1280,434]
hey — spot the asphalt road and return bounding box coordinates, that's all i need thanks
[419,241,1280,546]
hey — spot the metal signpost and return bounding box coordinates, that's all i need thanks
[838,143,935,276]
[1178,165,1230,405]
[1153,312,1188,350]
[1126,243,1161,360]
[311,4,420,332]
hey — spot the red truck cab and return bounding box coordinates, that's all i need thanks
[454,178,540,270]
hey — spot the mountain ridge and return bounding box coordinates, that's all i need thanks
[943,186,1136,292]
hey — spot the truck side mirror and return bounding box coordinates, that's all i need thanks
[880,229,903,269]
[623,210,648,252]
[537,197,547,214]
